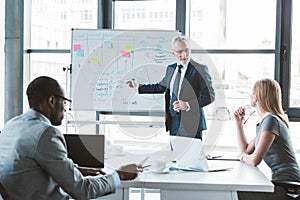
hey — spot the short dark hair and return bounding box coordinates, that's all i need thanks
[26,76,61,108]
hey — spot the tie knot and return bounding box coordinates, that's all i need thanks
[177,65,183,72]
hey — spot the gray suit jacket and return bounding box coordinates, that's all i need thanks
[0,109,116,200]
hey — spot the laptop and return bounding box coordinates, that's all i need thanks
[64,134,105,169]
[170,136,233,172]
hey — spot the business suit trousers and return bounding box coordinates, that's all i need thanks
[169,114,202,140]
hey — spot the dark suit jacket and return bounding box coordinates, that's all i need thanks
[138,59,215,138]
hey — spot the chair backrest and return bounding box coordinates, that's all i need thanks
[0,182,9,200]
[272,180,300,199]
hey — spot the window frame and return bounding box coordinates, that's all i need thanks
[277,0,300,121]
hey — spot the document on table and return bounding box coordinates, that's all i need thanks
[169,163,233,172]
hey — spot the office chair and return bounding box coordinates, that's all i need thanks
[0,182,9,200]
[272,180,300,199]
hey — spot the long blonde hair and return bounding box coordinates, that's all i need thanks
[253,78,289,127]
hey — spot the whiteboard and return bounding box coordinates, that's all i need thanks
[71,29,181,112]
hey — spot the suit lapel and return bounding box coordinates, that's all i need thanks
[167,64,177,89]
[180,62,195,92]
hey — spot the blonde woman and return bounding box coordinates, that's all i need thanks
[234,78,300,200]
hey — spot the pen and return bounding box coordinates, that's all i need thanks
[141,164,152,169]
[169,137,173,151]
[206,155,222,160]
[243,110,255,124]
[211,156,222,159]
[139,156,150,166]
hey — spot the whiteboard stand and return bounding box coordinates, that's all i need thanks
[96,111,100,135]
[63,64,72,134]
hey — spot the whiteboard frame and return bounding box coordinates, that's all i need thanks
[70,28,181,113]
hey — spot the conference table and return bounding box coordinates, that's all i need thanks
[100,136,274,200]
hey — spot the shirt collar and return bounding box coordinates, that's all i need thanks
[27,109,51,125]
[177,58,190,69]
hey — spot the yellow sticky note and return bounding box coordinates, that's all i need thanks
[124,45,133,53]
[91,57,99,64]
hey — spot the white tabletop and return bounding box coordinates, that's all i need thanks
[129,160,273,192]
[105,136,273,193]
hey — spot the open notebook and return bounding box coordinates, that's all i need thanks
[64,134,105,169]
[170,136,233,172]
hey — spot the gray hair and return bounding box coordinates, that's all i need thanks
[171,36,190,48]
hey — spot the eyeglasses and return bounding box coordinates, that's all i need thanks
[173,48,190,55]
[54,95,72,108]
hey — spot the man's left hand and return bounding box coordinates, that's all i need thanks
[173,100,188,111]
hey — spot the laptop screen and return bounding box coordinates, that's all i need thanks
[64,134,105,168]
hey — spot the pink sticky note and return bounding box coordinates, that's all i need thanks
[74,44,81,51]
[122,50,130,58]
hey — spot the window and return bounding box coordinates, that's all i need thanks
[61,11,68,20]
[189,0,276,49]
[80,10,93,24]
[290,0,300,108]
[113,0,176,30]
[188,0,277,150]
[30,0,97,49]
[26,0,98,133]
[202,54,274,148]
[21,0,300,152]
[27,0,98,72]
